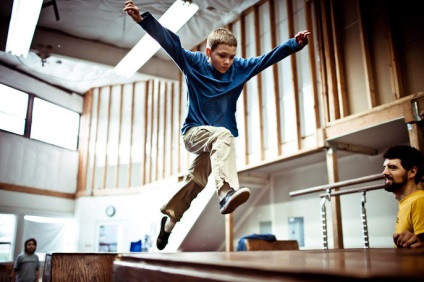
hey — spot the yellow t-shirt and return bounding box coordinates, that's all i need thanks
[396,190,424,235]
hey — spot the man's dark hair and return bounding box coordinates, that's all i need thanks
[24,238,37,252]
[383,145,424,183]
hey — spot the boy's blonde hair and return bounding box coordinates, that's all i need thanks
[206,28,237,51]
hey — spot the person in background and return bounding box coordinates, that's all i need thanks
[124,1,310,250]
[12,238,40,282]
[383,145,424,248]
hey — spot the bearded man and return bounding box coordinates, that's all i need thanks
[13,238,40,282]
[383,145,424,248]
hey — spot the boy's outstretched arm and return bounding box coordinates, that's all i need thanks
[295,30,311,46]
[124,1,143,23]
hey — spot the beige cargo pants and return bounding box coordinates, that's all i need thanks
[160,126,240,222]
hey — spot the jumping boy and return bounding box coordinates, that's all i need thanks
[124,1,310,250]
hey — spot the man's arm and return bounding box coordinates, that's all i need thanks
[393,230,424,248]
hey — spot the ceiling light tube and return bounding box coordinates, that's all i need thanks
[6,0,44,58]
[114,0,199,78]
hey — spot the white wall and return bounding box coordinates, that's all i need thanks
[0,132,79,193]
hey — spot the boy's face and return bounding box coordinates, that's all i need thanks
[206,44,236,74]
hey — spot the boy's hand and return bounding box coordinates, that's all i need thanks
[295,30,310,46]
[124,1,143,23]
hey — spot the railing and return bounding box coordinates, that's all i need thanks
[290,173,385,249]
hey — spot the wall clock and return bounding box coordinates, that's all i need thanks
[106,205,116,217]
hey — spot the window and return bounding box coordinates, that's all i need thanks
[0,83,81,150]
[31,98,80,150]
[0,214,17,262]
[0,84,28,135]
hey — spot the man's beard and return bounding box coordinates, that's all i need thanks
[384,175,408,192]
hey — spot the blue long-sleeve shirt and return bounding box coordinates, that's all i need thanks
[139,11,306,137]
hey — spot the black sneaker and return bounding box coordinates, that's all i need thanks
[219,187,250,214]
[156,216,171,250]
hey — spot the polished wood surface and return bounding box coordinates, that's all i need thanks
[0,262,13,282]
[114,248,424,281]
[43,253,117,282]
[244,239,299,251]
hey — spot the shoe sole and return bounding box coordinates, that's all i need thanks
[220,188,250,214]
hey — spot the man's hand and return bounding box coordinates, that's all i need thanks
[124,1,143,23]
[394,231,424,248]
[295,30,310,46]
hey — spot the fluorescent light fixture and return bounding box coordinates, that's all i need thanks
[114,0,199,78]
[6,0,43,58]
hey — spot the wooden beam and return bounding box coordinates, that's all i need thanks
[329,141,378,155]
[357,0,377,108]
[170,83,175,176]
[141,81,150,185]
[162,83,168,179]
[326,146,344,249]
[241,15,250,165]
[330,0,348,117]
[148,81,155,183]
[103,86,112,189]
[225,214,234,252]
[0,183,75,199]
[177,74,183,175]
[382,4,402,99]
[114,86,123,188]
[77,90,92,193]
[269,0,282,156]
[324,97,405,140]
[323,0,340,121]
[287,0,302,150]
[155,82,162,181]
[254,5,265,161]
[128,83,136,187]
[90,88,101,193]
[314,0,330,126]
[305,0,321,129]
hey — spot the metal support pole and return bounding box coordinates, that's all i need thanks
[361,191,370,248]
[320,189,331,249]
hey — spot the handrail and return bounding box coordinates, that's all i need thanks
[318,183,385,198]
[289,173,384,197]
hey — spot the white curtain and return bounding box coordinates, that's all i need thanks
[22,218,74,254]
